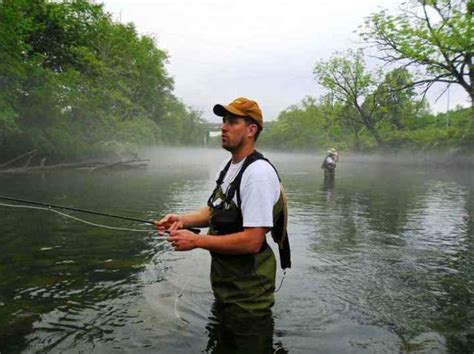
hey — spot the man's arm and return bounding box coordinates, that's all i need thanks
[180,206,211,228]
[167,225,266,255]
[155,206,210,231]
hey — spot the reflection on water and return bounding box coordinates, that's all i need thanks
[205,303,286,354]
[0,147,473,353]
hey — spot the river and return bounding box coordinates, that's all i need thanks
[0,147,473,353]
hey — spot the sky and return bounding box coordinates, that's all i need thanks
[101,0,469,123]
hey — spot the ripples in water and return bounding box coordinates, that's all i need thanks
[0,148,473,352]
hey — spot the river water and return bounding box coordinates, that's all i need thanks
[0,147,473,353]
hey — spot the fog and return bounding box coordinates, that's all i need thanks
[136,145,474,172]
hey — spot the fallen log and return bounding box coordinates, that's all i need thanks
[0,150,37,168]
[0,162,102,174]
[88,159,150,172]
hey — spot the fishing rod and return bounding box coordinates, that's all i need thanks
[0,195,200,234]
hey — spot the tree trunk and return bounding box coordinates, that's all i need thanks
[347,115,361,151]
[471,97,474,132]
[468,0,474,130]
[354,101,384,147]
[353,130,361,151]
[370,125,384,147]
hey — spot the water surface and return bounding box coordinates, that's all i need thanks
[0,147,473,353]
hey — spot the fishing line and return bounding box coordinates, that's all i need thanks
[275,269,287,292]
[0,199,196,324]
[0,201,168,236]
[0,195,156,225]
[174,266,191,326]
[0,195,200,233]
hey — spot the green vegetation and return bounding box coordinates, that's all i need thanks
[260,92,472,152]
[0,0,206,162]
[1,0,472,157]
[261,0,473,152]
[361,0,474,127]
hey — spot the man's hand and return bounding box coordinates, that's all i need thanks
[167,221,200,251]
[154,214,183,235]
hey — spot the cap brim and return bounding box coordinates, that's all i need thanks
[213,104,246,117]
[213,104,227,117]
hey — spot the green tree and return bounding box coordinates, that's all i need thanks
[0,0,205,161]
[0,0,30,148]
[360,0,474,129]
[367,67,429,131]
[259,96,346,151]
[332,102,363,150]
[314,49,385,147]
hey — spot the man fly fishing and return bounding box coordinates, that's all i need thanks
[321,148,338,180]
[155,97,290,312]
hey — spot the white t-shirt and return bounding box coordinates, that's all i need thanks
[215,157,280,228]
[325,156,335,165]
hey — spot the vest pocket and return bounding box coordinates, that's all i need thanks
[210,205,243,235]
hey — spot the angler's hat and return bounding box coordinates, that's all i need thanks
[328,148,337,154]
[213,97,263,129]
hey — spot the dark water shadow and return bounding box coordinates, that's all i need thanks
[204,303,288,354]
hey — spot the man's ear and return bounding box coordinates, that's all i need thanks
[246,123,258,138]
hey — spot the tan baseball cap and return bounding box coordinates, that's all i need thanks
[213,97,263,129]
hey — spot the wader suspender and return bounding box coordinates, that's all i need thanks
[212,151,291,269]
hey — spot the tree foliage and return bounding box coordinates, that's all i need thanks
[262,60,470,152]
[360,0,474,128]
[368,68,424,130]
[261,0,474,152]
[0,0,206,161]
[259,97,336,150]
[314,49,387,146]
[260,96,471,152]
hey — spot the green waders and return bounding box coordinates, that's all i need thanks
[208,186,276,312]
[324,166,335,179]
[206,150,291,312]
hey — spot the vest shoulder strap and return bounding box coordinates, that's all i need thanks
[219,151,291,269]
[216,159,232,185]
[226,150,281,206]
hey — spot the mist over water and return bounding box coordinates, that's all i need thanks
[0,147,473,353]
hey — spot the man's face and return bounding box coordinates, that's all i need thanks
[221,114,253,152]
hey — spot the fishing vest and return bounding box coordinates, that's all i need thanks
[206,151,291,311]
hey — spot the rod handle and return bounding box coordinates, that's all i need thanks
[163,227,200,234]
[187,227,201,234]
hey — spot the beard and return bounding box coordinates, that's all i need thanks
[221,135,243,152]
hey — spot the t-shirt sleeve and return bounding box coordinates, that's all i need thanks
[239,160,280,228]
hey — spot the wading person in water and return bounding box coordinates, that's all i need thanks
[321,148,338,180]
[155,97,290,314]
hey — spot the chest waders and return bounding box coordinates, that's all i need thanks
[207,151,291,311]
